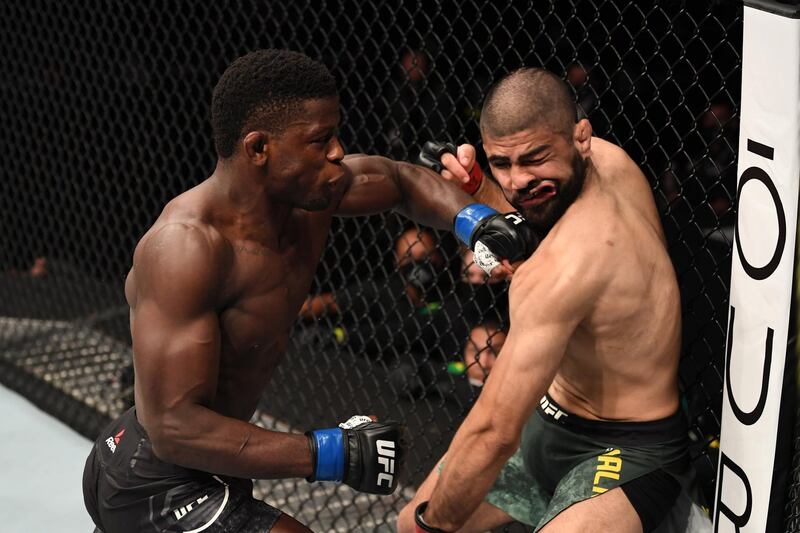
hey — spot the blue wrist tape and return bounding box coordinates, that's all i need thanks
[311,428,345,482]
[454,204,498,246]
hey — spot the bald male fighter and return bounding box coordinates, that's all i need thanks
[398,68,711,532]
[81,50,536,533]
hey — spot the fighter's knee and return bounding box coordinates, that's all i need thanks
[396,501,417,533]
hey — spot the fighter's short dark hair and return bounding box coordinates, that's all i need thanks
[211,49,337,158]
[480,68,578,138]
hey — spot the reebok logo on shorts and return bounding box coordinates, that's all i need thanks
[105,427,125,453]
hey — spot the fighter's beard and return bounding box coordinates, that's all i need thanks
[513,152,587,236]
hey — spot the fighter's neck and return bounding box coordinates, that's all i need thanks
[207,163,293,245]
[581,157,599,191]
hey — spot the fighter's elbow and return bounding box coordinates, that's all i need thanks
[488,427,520,459]
[147,413,185,464]
[474,417,520,459]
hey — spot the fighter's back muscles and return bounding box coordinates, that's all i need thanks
[423,235,609,530]
[550,141,681,420]
[129,222,312,479]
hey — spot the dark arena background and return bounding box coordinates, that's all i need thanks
[3,1,795,531]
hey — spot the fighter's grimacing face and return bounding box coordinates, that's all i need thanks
[483,125,587,234]
[266,97,345,211]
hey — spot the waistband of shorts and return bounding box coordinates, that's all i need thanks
[121,406,148,438]
[536,393,688,445]
[99,406,152,455]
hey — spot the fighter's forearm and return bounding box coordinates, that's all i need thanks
[391,160,477,230]
[424,413,519,531]
[149,403,312,480]
[471,174,515,213]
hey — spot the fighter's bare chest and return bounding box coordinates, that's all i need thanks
[219,236,322,353]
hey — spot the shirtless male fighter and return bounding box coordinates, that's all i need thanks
[398,68,711,532]
[81,50,536,533]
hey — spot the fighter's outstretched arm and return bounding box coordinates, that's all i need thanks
[418,241,607,531]
[335,154,476,230]
[336,154,539,275]
[132,223,313,479]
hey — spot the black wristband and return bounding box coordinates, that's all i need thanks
[414,501,449,533]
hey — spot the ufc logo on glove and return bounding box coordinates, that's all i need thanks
[376,439,396,488]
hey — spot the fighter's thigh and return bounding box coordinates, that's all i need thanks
[396,457,514,533]
[538,487,641,533]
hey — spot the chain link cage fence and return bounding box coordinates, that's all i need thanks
[0,0,763,531]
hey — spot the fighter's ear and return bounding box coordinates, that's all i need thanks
[242,131,269,166]
[572,118,592,156]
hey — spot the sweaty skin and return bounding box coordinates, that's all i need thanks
[401,124,681,532]
[125,96,478,482]
[488,134,680,423]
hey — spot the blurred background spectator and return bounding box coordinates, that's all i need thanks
[300,227,449,355]
[566,62,597,119]
[301,229,512,398]
[381,48,456,160]
[463,321,507,388]
[661,101,739,226]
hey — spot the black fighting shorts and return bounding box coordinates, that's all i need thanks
[82,408,282,533]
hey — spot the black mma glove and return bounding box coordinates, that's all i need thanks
[454,204,539,274]
[307,416,405,495]
[418,140,484,194]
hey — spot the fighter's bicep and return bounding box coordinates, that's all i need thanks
[336,172,403,216]
[131,223,226,411]
[336,155,403,216]
[132,296,222,412]
[510,245,605,330]
[478,252,606,428]
[480,320,572,431]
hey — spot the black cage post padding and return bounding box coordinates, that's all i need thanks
[0,1,760,531]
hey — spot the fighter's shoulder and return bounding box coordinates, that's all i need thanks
[591,137,647,184]
[142,220,226,255]
[551,194,617,256]
[514,217,614,295]
[134,219,230,292]
[510,243,606,323]
[590,137,635,167]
